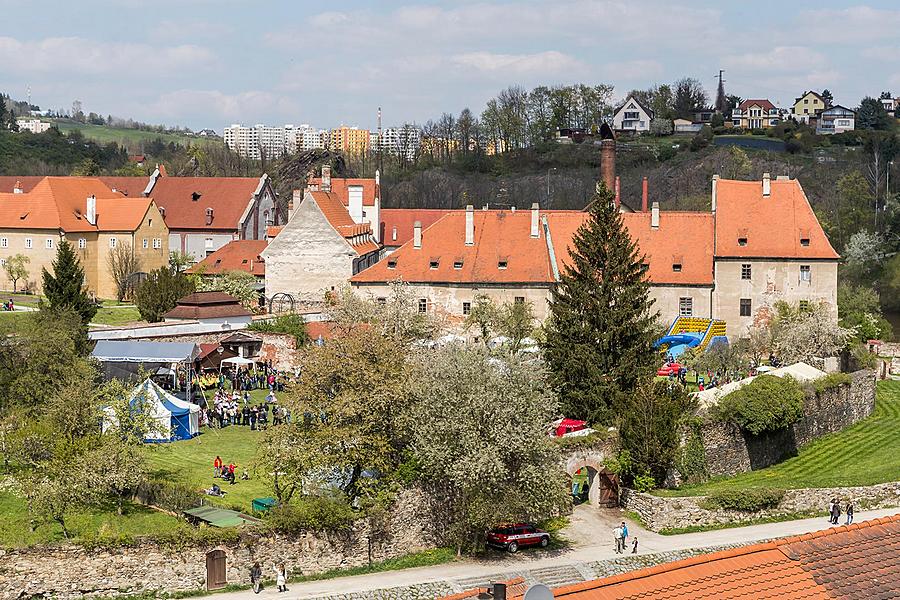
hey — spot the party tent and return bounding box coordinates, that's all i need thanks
[105,378,201,442]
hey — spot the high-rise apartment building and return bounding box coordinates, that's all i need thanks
[329,126,370,156]
[224,123,326,159]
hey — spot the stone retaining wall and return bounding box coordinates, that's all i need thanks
[0,490,434,599]
[699,370,876,478]
[621,481,900,532]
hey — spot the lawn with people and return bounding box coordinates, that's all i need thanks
[658,379,900,496]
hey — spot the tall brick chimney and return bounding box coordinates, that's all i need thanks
[641,177,649,212]
[600,138,616,193]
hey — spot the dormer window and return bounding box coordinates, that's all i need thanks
[206,207,214,226]
[453,260,463,270]
[192,192,202,201]
[672,263,682,272]
[387,259,397,269]
[159,207,165,217]
[498,260,508,270]
[429,259,439,269]
[800,238,810,247]
[738,237,748,246]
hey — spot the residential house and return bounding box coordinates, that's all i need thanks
[792,91,827,124]
[186,239,267,280]
[880,96,898,117]
[261,178,381,303]
[352,173,838,338]
[612,95,654,133]
[732,99,780,129]
[816,105,856,134]
[163,291,253,327]
[307,166,381,241]
[0,177,168,298]
[15,119,51,134]
[691,107,716,124]
[673,118,702,133]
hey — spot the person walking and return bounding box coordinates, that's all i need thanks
[828,499,837,524]
[846,502,854,525]
[631,537,639,554]
[831,501,841,525]
[621,521,629,546]
[613,524,624,554]
[213,456,223,478]
[250,562,263,594]
[273,563,288,593]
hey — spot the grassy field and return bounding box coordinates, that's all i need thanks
[658,380,900,496]
[91,305,143,326]
[51,119,219,150]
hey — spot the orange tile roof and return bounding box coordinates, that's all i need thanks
[99,176,151,197]
[266,225,284,238]
[441,577,529,600]
[549,515,900,599]
[187,240,267,277]
[0,176,45,193]
[148,176,264,232]
[310,191,380,255]
[0,177,153,232]
[307,176,378,206]
[380,208,453,246]
[715,178,838,259]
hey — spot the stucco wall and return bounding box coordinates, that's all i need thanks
[650,286,714,322]
[171,232,237,263]
[0,229,58,292]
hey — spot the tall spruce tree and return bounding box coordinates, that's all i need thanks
[543,182,658,424]
[42,239,98,326]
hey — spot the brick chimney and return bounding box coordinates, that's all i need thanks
[711,174,719,212]
[321,165,332,193]
[762,172,771,197]
[641,177,649,212]
[13,180,23,194]
[600,137,616,192]
[465,204,474,246]
[530,203,540,238]
[651,201,660,230]
[413,221,422,249]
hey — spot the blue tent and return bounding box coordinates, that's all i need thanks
[105,379,200,443]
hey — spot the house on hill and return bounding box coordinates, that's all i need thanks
[612,95,654,132]
[732,99,780,129]
[792,90,828,124]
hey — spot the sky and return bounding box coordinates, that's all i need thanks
[2,0,899,131]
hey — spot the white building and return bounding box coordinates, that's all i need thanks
[816,105,856,135]
[376,125,422,160]
[612,96,654,132]
[16,119,51,134]
[225,123,326,159]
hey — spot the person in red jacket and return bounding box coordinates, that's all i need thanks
[227,462,237,485]
[213,456,223,478]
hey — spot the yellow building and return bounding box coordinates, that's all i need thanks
[0,177,168,299]
[731,99,780,129]
[329,126,371,156]
[792,91,826,124]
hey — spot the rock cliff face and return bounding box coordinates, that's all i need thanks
[0,490,435,599]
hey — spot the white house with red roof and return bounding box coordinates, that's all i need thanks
[307,166,381,241]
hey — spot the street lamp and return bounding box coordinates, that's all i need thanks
[546,167,558,203]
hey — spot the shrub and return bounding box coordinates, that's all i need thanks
[811,372,852,395]
[135,480,203,513]
[248,313,310,346]
[714,375,804,435]
[265,495,357,534]
[675,417,708,484]
[703,488,784,512]
[553,430,607,451]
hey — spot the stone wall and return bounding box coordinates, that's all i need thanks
[698,369,875,478]
[621,481,900,532]
[0,490,434,599]
[152,330,300,370]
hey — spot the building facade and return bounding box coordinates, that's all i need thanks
[816,105,856,134]
[791,91,827,124]
[732,99,780,129]
[612,95,654,132]
[15,119,51,134]
[328,126,371,156]
[307,167,381,242]
[224,124,325,159]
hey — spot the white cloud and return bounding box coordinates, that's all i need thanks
[451,51,584,75]
[723,46,825,72]
[0,36,215,75]
[147,90,301,122]
[800,6,900,43]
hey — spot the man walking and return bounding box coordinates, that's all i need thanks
[613,524,625,554]
[846,502,854,525]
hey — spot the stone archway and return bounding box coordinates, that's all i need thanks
[565,450,619,508]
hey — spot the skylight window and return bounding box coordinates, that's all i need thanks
[672,263,682,272]
[800,238,810,247]
[453,260,463,270]
[738,237,748,246]
[498,260,508,270]
[429,259,439,269]
[387,260,397,269]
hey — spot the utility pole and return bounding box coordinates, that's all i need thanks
[714,70,727,114]
[546,167,557,203]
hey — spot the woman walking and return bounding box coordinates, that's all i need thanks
[250,562,263,594]
[846,502,854,525]
[273,563,288,593]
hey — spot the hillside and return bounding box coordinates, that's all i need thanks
[50,119,220,153]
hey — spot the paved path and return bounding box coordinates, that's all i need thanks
[210,506,900,599]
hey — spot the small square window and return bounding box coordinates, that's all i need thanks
[738,237,748,246]
[142,238,149,249]
[0,238,7,248]
[462,301,471,315]
[453,260,463,270]
[429,260,439,269]
[387,260,397,269]
[45,238,53,249]
[25,238,32,249]
[741,264,752,280]
[498,260,508,270]
[514,296,525,304]
[109,238,117,248]
[799,300,810,310]
[740,298,752,317]
[417,298,427,314]
[153,238,161,249]
[800,238,810,247]
[800,265,811,282]
[78,238,86,249]
[679,297,693,317]
[376,297,386,305]
[672,263,682,272]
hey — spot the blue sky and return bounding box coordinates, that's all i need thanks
[1,0,899,130]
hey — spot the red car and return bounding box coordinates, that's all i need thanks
[657,362,683,377]
[486,523,550,553]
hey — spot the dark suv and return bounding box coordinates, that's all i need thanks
[486,523,550,553]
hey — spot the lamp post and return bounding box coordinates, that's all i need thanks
[546,167,557,203]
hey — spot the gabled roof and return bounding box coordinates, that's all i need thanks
[738,99,776,111]
[307,176,378,207]
[548,515,900,599]
[187,240,267,277]
[714,178,838,259]
[0,177,154,232]
[309,190,380,255]
[821,104,855,116]
[614,95,654,118]
[148,176,268,231]
[380,208,453,246]
[99,176,152,197]
[163,291,252,320]
[794,90,825,105]
[0,176,45,193]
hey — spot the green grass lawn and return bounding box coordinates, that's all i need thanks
[145,426,270,511]
[91,305,143,326]
[52,119,220,150]
[659,380,900,496]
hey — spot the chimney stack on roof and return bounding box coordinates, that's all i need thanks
[530,203,540,238]
[651,201,660,230]
[13,180,23,194]
[413,221,422,249]
[322,165,332,193]
[614,176,621,209]
[641,177,649,212]
[600,137,616,193]
[762,172,771,197]
[86,195,97,226]
[711,174,719,212]
[465,204,475,246]
[289,189,303,222]
[493,583,507,600]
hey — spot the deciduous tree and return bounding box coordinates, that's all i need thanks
[106,242,141,301]
[3,253,29,292]
[134,266,195,322]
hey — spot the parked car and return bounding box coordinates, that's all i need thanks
[486,523,550,553]
[657,362,684,377]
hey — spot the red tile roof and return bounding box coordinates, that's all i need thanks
[187,240,267,277]
[0,176,45,193]
[0,177,153,232]
[163,291,252,320]
[739,99,776,111]
[266,226,284,239]
[548,515,900,599]
[310,191,380,255]
[307,176,378,206]
[99,176,151,197]
[380,208,453,246]
[715,178,838,259]
[148,176,265,232]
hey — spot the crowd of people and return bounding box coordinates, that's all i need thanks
[204,389,290,430]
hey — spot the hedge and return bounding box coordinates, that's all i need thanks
[702,488,785,512]
[714,375,804,435]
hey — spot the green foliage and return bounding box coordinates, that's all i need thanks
[552,431,606,451]
[838,284,893,342]
[857,97,895,131]
[148,524,241,552]
[134,266,195,322]
[543,181,658,424]
[197,270,259,311]
[134,481,202,513]
[2,253,30,292]
[714,375,805,435]
[41,239,97,326]
[265,495,357,534]
[811,372,852,396]
[702,487,785,512]
[248,313,310,346]
[71,157,101,176]
[689,125,713,151]
[464,294,497,343]
[676,417,708,484]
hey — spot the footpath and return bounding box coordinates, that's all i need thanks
[211,506,900,600]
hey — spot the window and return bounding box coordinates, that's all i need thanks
[205,238,214,249]
[804,99,809,104]
[148,218,152,227]
[142,238,149,249]
[800,237,810,247]
[24,238,32,249]
[0,238,7,248]
[738,237,748,246]
[387,259,397,269]
[376,297,386,305]
[152,238,161,249]
[514,296,525,304]
[462,301,471,316]
[417,298,427,314]
[800,265,811,282]
[453,260,463,270]
[740,298,752,317]
[498,260,508,270]
[799,300,810,311]
[624,111,639,119]
[741,263,752,280]
[109,237,117,248]
[429,259,439,269]
[679,297,693,317]
[45,238,53,249]
[672,263,682,272]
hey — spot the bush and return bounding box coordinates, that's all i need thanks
[552,430,606,451]
[247,313,311,346]
[135,481,203,513]
[811,372,852,395]
[714,375,804,435]
[265,495,357,534]
[703,488,784,512]
[689,126,713,151]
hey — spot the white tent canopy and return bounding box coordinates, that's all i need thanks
[103,379,200,442]
[695,362,827,408]
[221,357,256,366]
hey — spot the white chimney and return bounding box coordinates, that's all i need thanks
[86,195,97,225]
[651,202,660,230]
[530,203,540,238]
[762,172,771,197]
[289,189,302,222]
[375,169,380,186]
[348,185,364,223]
[13,180,23,194]
[465,205,475,246]
[321,165,332,192]
[711,174,719,212]
[413,221,422,249]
